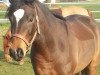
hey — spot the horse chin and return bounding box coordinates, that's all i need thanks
[14,56,23,61]
[18,59,24,65]
[4,54,12,62]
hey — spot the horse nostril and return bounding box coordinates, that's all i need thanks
[9,48,15,58]
[17,48,24,59]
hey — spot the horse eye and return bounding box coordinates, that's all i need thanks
[28,18,33,22]
[30,17,33,22]
[28,16,33,22]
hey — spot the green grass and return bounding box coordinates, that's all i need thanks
[93,12,100,19]
[0,12,6,19]
[0,57,34,75]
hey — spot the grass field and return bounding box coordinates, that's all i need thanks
[0,2,100,75]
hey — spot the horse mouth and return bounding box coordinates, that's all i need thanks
[14,56,23,61]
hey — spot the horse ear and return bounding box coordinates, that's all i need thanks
[87,9,93,19]
[9,0,21,5]
[9,0,13,4]
[24,0,35,4]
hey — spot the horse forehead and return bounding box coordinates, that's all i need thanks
[14,9,25,21]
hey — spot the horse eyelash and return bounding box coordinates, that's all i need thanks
[29,18,33,22]
[26,15,34,22]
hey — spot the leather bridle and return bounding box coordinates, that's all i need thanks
[11,7,40,49]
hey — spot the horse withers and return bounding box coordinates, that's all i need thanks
[7,0,100,75]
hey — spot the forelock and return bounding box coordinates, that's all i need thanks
[14,9,25,24]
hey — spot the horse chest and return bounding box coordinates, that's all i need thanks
[33,59,73,75]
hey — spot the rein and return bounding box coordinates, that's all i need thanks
[11,7,40,49]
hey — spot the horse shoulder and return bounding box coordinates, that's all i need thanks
[66,15,95,41]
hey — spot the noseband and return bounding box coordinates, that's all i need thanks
[11,7,40,49]
[11,31,38,48]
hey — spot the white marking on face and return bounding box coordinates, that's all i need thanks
[14,9,25,25]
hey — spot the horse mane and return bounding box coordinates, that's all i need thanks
[52,13,66,21]
[34,0,67,29]
[51,8,66,21]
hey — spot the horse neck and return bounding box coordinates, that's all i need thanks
[35,4,56,46]
[31,2,69,63]
[35,1,65,34]
[34,2,68,53]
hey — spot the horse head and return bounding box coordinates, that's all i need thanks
[7,0,40,61]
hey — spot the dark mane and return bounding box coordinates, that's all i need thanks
[33,0,67,29]
[53,13,66,21]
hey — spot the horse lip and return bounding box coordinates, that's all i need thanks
[13,54,23,61]
[15,57,23,61]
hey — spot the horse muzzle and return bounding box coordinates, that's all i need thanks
[9,48,24,61]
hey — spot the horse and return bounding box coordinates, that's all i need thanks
[3,28,11,62]
[3,6,93,65]
[2,28,25,65]
[51,6,93,18]
[7,0,100,75]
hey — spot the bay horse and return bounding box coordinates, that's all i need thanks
[51,6,93,18]
[3,28,11,62]
[3,6,92,65]
[7,0,100,75]
[3,28,25,65]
